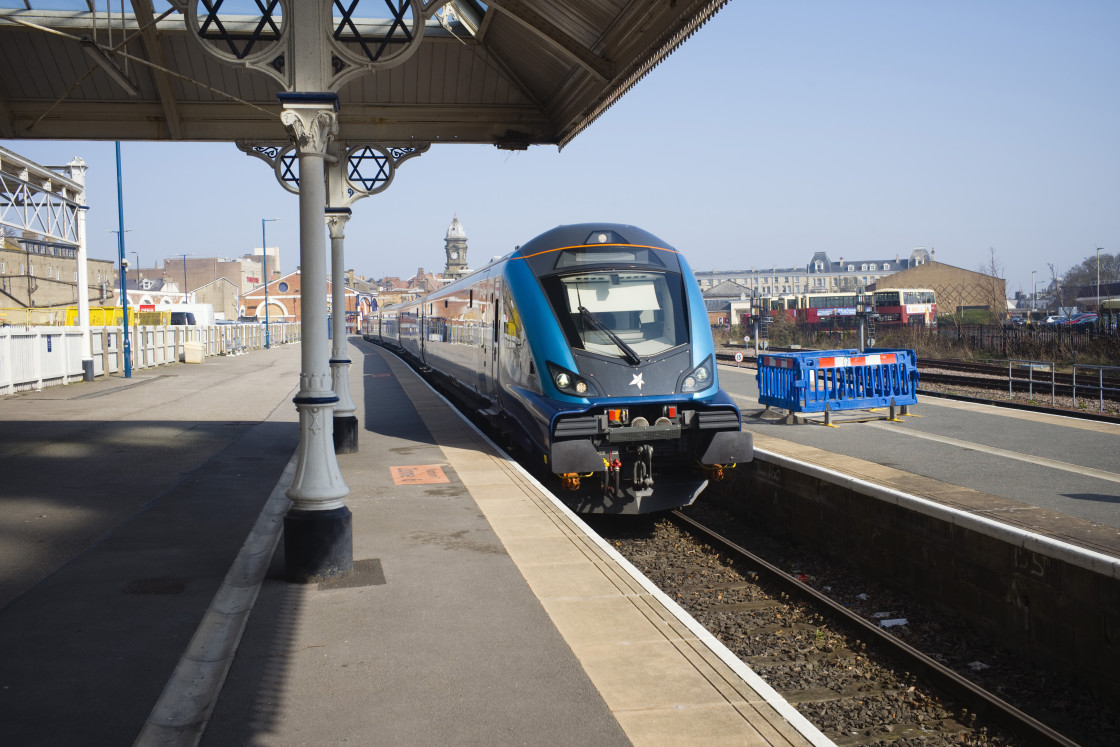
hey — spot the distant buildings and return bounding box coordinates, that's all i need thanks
[700,251,1010,322]
[443,215,469,280]
[0,234,116,318]
[372,215,470,304]
[1,216,1016,327]
[241,269,374,332]
[874,261,1006,318]
[695,247,933,297]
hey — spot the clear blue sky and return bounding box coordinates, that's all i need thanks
[3,1,1116,299]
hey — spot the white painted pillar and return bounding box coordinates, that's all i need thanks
[326,207,358,453]
[279,93,352,582]
[68,157,94,381]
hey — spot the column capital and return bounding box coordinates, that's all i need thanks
[325,207,352,240]
[279,93,339,157]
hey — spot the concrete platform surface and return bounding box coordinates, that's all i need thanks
[0,339,826,747]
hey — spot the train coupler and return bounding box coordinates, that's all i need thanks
[633,444,655,489]
[702,464,730,481]
[559,473,582,491]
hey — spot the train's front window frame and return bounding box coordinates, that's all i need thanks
[542,270,688,359]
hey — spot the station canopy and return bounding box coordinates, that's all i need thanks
[0,1,728,149]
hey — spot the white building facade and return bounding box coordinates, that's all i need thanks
[696,247,933,296]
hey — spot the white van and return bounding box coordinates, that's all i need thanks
[167,303,214,326]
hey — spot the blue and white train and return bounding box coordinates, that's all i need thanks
[364,223,752,514]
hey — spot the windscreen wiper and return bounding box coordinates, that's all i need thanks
[578,305,642,366]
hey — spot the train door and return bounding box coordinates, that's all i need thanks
[477,276,501,403]
[492,278,501,390]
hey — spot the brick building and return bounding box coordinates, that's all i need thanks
[1,235,116,313]
[241,270,363,331]
[873,261,1006,318]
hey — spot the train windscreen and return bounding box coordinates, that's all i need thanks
[544,271,688,359]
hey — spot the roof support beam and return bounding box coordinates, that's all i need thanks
[484,0,612,82]
[130,0,182,139]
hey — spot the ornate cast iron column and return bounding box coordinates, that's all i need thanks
[278,93,352,582]
[322,141,431,454]
[238,139,432,459]
[180,0,441,581]
[325,206,358,453]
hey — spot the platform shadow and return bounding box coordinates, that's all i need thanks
[1063,492,1120,504]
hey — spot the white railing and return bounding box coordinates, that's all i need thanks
[1,323,302,395]
[0,325,86,394]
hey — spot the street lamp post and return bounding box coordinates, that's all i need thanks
[1031,270,1036,313]
[113,141,131,378]
[1097,248,1103,312]
[178,253,192,302]
[131,250,140,286]
[262,218,279,348]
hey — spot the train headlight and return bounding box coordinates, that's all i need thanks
[548,362,596,397]
[679,356,714,393]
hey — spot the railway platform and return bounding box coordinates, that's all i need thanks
[0,339,825,746]
[716,361,1120,537]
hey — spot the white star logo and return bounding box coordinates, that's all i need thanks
[629,373,644,390]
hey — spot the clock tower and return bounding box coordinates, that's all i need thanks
[444,215,468,279]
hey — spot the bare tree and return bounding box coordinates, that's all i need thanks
[1058,250,1117,309]
[975,247,1007,323]
[1047,263,1070,316]
[1,226,21,256]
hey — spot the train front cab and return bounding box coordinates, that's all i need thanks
[507,225,753,514]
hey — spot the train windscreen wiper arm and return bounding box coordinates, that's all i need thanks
[578,305,642,366]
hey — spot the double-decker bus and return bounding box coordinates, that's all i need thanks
[870,289,936,326]
[747,288,937,327]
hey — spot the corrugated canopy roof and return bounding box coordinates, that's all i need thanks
[0,1,728,149]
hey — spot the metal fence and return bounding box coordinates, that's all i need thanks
[935,324,1103,355]
[1,323,301,395]
[1072,364,1120,412]
[1005,359,1120,412]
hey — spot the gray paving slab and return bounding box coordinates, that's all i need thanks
[202,340,630,746]
[0,346,303,746]
[1,342,828,747]
[718,363,1120,529]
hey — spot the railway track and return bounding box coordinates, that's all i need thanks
[598,510,1108,745]
[668,511,1076,746]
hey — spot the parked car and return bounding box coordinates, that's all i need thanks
[1067,313,1098,326]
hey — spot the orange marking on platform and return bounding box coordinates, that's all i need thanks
[390,465,449,485]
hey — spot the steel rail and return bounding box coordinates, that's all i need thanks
[668,509,1078,747]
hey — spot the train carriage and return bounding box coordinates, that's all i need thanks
[367,223,753,514]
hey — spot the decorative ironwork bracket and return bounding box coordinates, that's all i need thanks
[237,140,429,205]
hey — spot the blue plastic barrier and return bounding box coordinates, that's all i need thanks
[757,348,919,414]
